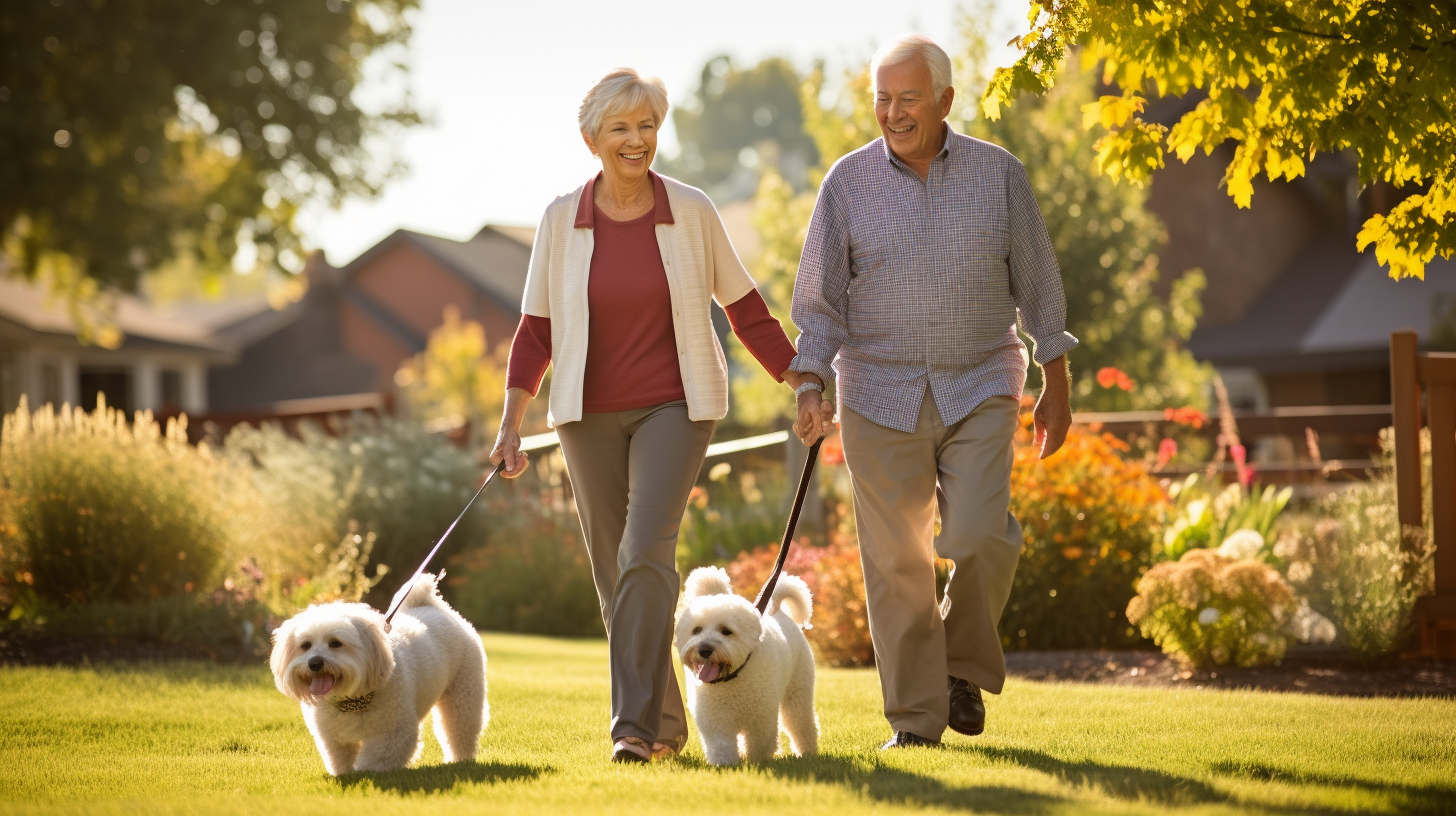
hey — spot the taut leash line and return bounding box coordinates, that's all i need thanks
[383,461,505,625]
[753,437,823,616]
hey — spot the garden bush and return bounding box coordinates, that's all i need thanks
[1,397,234,606]
[727,539,872,667]
[223,415,487,609]
[677,461,790,571]
[447,469,603,637]
[1003,403,1168,649]
[1161,475,1292,562]
[1274,429,1433,662]
[1126,548,1298,668]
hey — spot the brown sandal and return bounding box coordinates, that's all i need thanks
[611,736,651,764]
[651,742,678,760]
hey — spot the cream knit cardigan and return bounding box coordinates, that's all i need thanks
[521,175,758,426]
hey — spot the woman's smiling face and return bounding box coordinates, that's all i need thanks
[584,100,658,183]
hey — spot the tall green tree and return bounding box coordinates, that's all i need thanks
[1,0,420,302]
[659,56,818,200]
[983,0,1456,280]
[730,19,1209,422]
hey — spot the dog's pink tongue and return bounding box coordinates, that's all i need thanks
[310,675,336,696]
[696,664,722,683]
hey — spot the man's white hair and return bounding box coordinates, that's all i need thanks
[871,34,953,98]
[578,68,669,140]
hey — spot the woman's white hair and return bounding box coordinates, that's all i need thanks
[871,34,953,98]
[578,68,669,139]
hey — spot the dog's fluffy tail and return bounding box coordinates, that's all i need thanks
[770,574,812,627]
[398,570,449,611]
[683,566,732,600]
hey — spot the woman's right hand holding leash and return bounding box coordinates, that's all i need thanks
[490,387,533,478]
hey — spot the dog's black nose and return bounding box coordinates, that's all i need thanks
[698,645,713,659]
[308,656,324,672]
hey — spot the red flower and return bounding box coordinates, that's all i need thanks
[1155,438,1177,470]
[1231,444,1254,487]
[1096,367,1134,391]
[1163,406,1207,428]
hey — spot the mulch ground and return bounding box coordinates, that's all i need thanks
[1006,648,1456,698]
[5,632,1454,698]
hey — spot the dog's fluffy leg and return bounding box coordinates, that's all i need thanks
[743,713,780,763]
[780,672,819,756]
[433,662,488,762]
[355,718,426,772]
[316,736,360,776]
[702,730,741,766]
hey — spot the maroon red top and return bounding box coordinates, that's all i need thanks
[506,172,798,413]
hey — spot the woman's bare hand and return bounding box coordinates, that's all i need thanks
[489,427,529,478]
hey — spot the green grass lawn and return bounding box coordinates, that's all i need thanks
[1,633,1454,816]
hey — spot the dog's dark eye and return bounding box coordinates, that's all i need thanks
[691,627,702,635]
[329,640,342,649]
[299,641,311,651]
[720,628,733,636]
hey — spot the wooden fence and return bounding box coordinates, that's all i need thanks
[1391,330,1456,658]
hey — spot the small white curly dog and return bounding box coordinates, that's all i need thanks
[675,566,817,765]
[269,573,488,776]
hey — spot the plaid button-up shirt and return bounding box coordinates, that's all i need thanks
[789,127,1078,433]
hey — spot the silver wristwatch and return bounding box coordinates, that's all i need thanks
[795,381,825,398]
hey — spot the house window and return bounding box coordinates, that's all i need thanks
[41,363,63,408]
[160,369,183,412]
[79,366,132,414]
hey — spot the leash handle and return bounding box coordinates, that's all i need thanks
[383,461,505,624]
[753,436,824,616]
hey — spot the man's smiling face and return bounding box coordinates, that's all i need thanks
[874,56,954,167]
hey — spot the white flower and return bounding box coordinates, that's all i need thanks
[1198,607,1221,625]
[1287,562,1313,583]
[1218,529,1265,561]
[1272,535,1300,560]
[1284,601,1337,644]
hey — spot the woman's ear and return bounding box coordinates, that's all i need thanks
[582,130,597,158]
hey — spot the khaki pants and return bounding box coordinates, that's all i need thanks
[839,394,1022,740]
[556,400,714,750]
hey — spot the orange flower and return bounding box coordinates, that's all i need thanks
[1155,438,1177,470]
[1162,406,1207,428]
[1096,366,1134,391]
[820,433,845,466]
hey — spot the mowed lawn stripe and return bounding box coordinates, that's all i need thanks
[0,632,1453,816]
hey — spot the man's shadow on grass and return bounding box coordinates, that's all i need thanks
[1209,760,1456,816]
[336,760,548,794]
[670,752,1065,814]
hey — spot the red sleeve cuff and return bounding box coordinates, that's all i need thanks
[724,289,797,382]
[506,314,551,396]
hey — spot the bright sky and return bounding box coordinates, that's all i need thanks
[296,0,1017,265]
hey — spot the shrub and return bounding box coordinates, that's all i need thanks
[1126,548,1298,668]
[1161,475,1292,562]
[1004,404,1168,649]
[727,540,872,667]
[1,397,233,606]
[1274,447,1432,662]
[447,471,603,637]
[223,415,486,609]
[677,463,790,571]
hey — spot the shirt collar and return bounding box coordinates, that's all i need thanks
[574,170,675,228]
[880,122,955,169]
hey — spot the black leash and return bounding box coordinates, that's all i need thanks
[382,461,505,625]
[752,436,824,616]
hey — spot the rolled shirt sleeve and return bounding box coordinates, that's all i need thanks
[788,175,852,386]
[1006,155,1078,365]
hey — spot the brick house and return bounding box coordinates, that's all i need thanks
[206,225,531,412]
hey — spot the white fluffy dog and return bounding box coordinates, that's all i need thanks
[269,573,488,775]
[675,567,817,765]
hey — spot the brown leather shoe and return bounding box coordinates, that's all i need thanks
[948,675,985,736]
[881,731,941,749]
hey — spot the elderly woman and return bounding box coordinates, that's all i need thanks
[490,68,825,763]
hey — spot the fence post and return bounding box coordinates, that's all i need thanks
[1390,330,1422,531]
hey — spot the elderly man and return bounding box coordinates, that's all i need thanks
[789,34,1076,749]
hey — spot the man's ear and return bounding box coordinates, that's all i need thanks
[939,85,956,119]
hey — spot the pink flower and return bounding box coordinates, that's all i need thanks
[1155,438,1177,470]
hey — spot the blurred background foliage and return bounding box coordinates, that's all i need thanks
[1,0,421,311]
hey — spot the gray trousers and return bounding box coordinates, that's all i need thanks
[839,393,1022,740]
[556,400,714,749]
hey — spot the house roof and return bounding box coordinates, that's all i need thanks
[1187,237,1456,372]
[0,277,230,356]
[337,225,531,313]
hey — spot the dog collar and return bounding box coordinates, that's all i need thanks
[705,652,753,685]
[332,691,375,712]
